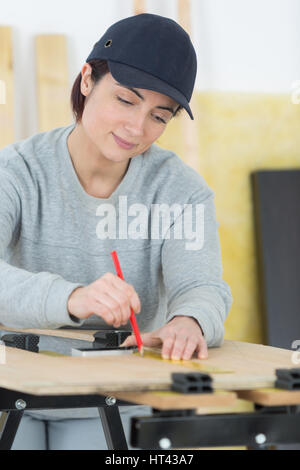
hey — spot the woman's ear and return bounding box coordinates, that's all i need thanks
[80,63,93,97]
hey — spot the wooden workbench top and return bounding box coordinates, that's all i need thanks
[0,334,295,394]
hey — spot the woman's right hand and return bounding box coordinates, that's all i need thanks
[67,272,141,328]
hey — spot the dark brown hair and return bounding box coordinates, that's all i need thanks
[70,59,184,123]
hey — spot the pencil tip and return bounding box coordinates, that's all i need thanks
[139,346,144,357]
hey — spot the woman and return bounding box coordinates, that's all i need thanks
[0,13,232,449]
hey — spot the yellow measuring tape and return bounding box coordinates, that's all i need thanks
[134,348,233,374]
[40,348,232,374]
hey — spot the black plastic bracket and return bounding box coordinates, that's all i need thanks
[171,372,213,394]
[275,368,300,390]
[1,334,39,353]
[93,330,131,348]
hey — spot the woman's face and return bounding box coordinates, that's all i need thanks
[80,64,179,162]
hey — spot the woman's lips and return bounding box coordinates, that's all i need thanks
[113,133,136,150]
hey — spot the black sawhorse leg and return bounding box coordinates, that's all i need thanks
[0,389,131,450]
[0,411,24,450]
[98,406,128,450]
[0,406,128,450]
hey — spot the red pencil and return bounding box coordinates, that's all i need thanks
[111,250,144,356]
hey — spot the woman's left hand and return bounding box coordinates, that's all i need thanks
[120,316,208,361]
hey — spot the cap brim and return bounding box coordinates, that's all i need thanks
[108,61,194,120]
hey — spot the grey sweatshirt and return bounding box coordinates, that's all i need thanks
[0,124,232,419]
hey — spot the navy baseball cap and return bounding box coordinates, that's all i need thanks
[86,13,197,120]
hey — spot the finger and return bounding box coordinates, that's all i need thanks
[120,335,136,347]
[106,274,141,314]
[130,292,141,314]
[121,332,161,349]
[169,335,188,361]
[182,338,199,361]
[90,298,119,326]
[161,333,176,360]
[94,293,122,327]
[197,336,208,360]
[144,336,163,348]
[93,306,115,326]
[105,289,131,325]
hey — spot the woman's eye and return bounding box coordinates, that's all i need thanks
[117,96,133,105]
[154,116,166,124]
[117,96,166,124]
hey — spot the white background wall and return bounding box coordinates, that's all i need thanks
[1,0,300,139]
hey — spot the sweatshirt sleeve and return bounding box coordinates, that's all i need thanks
[161,187,233,347]
[0,168,84,329]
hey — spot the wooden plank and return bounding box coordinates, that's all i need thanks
[207,341,294,391]
[252,170,300,349]
[133,0,146,15]
[237,388,300,406]
[0,340,296,397]
[178,0,192,33]
[178,0,199,172]
[142,340,295,391]
[0,26,14,147]
[0,325,97,342]
[35,34,71,132]
[109,390,237,409]
[196,398,254,416]
[0,346,211,395]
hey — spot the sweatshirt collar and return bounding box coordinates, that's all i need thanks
[60,124,144,211]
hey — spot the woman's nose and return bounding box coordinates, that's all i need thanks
[124,113,145,137]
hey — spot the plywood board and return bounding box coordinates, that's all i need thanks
[0,26,14,147]
[0,325,97,342]
[237,388,300,406]
[252,170,300,349]
[133,0,146,15]
[0,346,208,395]
[0,340,296,399]
[206,341,294,390]
[178,0,199,172]
[35,34,71,132]
[110,390,236,409]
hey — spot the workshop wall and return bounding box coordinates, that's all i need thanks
[159,92,300,344]
[1,0,299,139]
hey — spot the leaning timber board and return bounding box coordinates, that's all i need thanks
[0,326,99,342]
[0,26,14,147]
[252,170,300,350]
